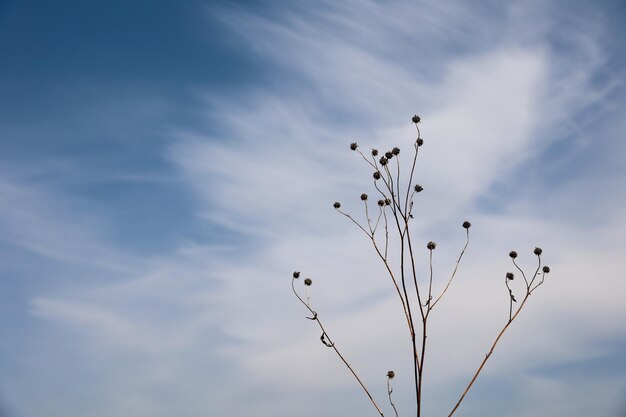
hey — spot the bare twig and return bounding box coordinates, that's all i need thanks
[430,228,471,310]
[387,372,399,417]
[447,251,549,417]
[291,277,385,417]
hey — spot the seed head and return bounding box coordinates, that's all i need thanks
[427,241,436,250]
[377,199,385,207]
[509,251,518,259]
[384,198,391,206]
[333,202,341,209]
[385,151,393,159]
[462,220,471,229]
[506,272,514,280]
[543,266,550,273]
[416,138,424,147]
[392,147,400,155]
[350,142,358,151]
[371,149,379,157]
[379,156,388,166]
[534,247,543,256]
[360,193,368,201]
[386,370,395,379]
[293,271,300,279]
[373,171,381,180]
[412,114,421,124]
[304,278,312,286]
[414,184,423,192]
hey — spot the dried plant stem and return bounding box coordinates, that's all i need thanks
[512,258,530,290]
[505,277,514,322]
[404,126,420,215]
[427,249,434,308]
[399,234,421,412]
[447,292,531,417]
[400,187,426,417]
[431,229,470,310]
[387,194,423,415]
[387,378,399,417]
[448,256,542,417]
[291,278,385,417]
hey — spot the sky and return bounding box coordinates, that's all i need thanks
[0,0,625,416]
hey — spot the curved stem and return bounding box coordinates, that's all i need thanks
[447,276,533,417]
[404,126,421,215]
[291,278,385,417]
[431,229,470,310]
[387,377,399,417]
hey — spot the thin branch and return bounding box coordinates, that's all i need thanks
[527,255,542,290]
[404,126,421,215]
[399,217,425,417]
[383,165,398,217]
[512,258,529,290]
[505,276,514,322]
[530,270,546,293]
[390,205,421,406]
[447,267,535,417]
[372,203,384,234]
[387,376,399,417]
[368,235,412,332]
[383,208,390,259]
[430,229,471,310]
[356,148,378,171]
[404,227,426,320]
[395,155,402,214]
[336,208,372,238]
[364,200,373,234]
[336,205,411,334]
[426,248,434,310]
[291,278,385,417]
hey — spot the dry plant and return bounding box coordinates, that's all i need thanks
[291,114,551,417]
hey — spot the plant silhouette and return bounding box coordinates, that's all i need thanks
[292,114,550,417]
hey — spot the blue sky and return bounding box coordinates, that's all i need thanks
[0,1,625,416]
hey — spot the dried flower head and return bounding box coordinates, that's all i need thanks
[506,272,514,280]
[534,247,543,256]
[387,370,395,379]
[304,278,312,286]
[416,138,424,147]
[293,271,300,279]
[360,193,368,201]
[412,114,421,124]
[373,171,381,180]
[463,221,471,229]
[371,149,379,157]
[377,199,385,207]
[414,184,423,192]
[333,202,341,209]
[384,198,391,206]
[350,142,358,151]
[392,147,400,155]
[543,266,550,273]
[509,251,518,259]
[385,151,393,159]
[427,241,436,250]
[379,156,388,166]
